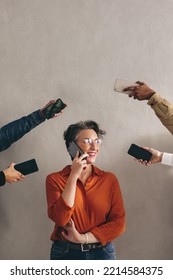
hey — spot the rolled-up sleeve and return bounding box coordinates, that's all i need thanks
[148,93,173,135]
[46,174,74,227]
[90,178,125,245]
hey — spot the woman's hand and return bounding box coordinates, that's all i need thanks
[70,151,88,179]
[62,219,86,243]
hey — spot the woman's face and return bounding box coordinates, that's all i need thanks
[75,129,102,164]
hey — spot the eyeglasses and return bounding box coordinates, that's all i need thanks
[77,138,103,145]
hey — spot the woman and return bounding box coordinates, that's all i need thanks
[46,120,125,260]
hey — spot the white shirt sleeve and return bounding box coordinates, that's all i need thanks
[161,153,173,166]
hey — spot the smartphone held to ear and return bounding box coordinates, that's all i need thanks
[128,144,152,161]
[114,79,137,94]
[68,142,86,160]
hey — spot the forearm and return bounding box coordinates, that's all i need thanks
[0,110,45,151]
[62,173,78,207]
[79,232,99,244]
[63,221,100,244]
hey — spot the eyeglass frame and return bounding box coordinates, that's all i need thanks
[76,138,103,146]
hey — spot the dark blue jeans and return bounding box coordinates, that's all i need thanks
[50,241,116,260]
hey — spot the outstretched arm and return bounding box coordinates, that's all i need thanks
[0,100,65,152]
[124,81,173,135]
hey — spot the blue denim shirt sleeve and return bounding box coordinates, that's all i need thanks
[0,110,45,152]
[0,171,6,187]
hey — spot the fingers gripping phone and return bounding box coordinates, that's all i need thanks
[42,98,67,119]
[68,142,87,160]
[14,159,39,175]
[127,144,152,161]
[114,79,138,94]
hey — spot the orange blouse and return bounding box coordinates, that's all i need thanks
[46,165,125,246]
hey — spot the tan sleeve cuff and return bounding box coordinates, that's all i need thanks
[147,93,163,106]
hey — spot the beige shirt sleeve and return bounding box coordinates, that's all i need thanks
[161,153,173,167]
[147,93,173,135]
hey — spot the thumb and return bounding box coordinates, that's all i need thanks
[61,231,68,239]
[142,146,152,152]
[9,162,16,168]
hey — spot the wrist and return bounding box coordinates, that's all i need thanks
[159,152,163,162]
[68,172,78,183]
[85,233,89,244]
[147,91,156,100]
[81,233,89,244]
[38,109,46,121]
[3,169,8,181]
[81,234,86,244]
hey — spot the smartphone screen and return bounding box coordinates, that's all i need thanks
[114,79,137,93]
[14,159,39,175]
[127,144,152,161]
[68,142,86,160]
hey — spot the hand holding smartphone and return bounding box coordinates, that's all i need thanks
[42,98,67,119]
[14,159,39,175]
[68,142,87,160]
[114,79,138,94]
[127,144,152,161]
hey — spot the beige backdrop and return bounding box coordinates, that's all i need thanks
[0,0,173,260]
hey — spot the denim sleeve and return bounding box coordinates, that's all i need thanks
[0,171,6,187]
[0,110,45,152]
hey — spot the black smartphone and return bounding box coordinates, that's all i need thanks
[127,144,152,161]
[14,159,39,175]
[42,98,67,119]
[68,141,86,160]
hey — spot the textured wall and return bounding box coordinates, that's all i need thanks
[0,0,173,260]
